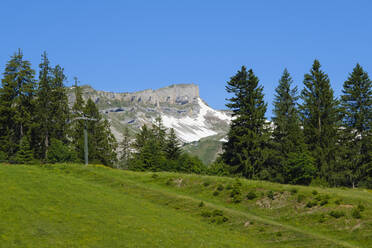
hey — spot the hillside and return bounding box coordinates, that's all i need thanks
[0,163,371,247]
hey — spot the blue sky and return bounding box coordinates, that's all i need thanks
[1,0,371,117]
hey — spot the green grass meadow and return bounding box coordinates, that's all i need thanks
[0,163,371,247]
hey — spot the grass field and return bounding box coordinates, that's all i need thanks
[0,163,371,247]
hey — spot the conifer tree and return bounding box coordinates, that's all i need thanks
[119,127,132,168]
[165,128,181,160]
[299,60,340,184]
[272,69,306,182]
[83,98,118,166]
[340,64,372,187]
[13,135,34,163]
[0,50,36,157]
[222,66,270,178]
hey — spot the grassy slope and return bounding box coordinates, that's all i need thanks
[0,164,371,248]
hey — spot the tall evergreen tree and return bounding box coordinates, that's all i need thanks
[222,66,270,178]
[119,127,132,168]
[83,99,118,166]
[272,69,306,182]
[0,49,36,157]
[35,52,70,160]
[165,128,181,160]
[340,64,372,187]
[299,60,340,184]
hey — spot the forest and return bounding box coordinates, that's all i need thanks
[0,50,371,189]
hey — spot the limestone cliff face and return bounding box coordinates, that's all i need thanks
[76,83,199,107]
[68,84,231,144]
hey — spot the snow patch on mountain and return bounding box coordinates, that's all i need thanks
[161,98,231,143]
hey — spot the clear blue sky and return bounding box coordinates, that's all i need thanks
[1,0,371,117]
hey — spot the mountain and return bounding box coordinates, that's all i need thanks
[67,84,231,164]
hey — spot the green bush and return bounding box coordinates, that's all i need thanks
[203,181,211,187]
[216,184,224,191]
[357,203,365,212]
[47,138,77,163]
[334,199,342,205]
[198,201,204,207]
[320,199,328,206]
[211,209,224,216]
[285,152,316,185]
[329,210,345,218]
[351,208,362,219]
[306,201,317,208]
[267,190,274,200]
[290,188,298,194]
[213,190,219,196]
[297,194,305,203]
[151,173,159,179]
[312,190,318,195]
[318,214,326,223]
[211,216,228,224]
[201,211,211,218]
[246,191,257,200]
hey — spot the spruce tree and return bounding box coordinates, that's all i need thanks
[83,98,118,166]
[272,69,306,182]
[119,127,132,168]
[13,135,34,164]
[299,60,340,184]
[0,49,36,158]
[165,128,181,160]
[222,66,270,178]
[340,64,372,187]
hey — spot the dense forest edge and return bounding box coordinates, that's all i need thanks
[0,49,371,189]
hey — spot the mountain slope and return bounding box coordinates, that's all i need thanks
[68,84,231,144]
[1,163,370,247]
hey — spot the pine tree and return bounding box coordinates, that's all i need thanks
[340,64,372,188]
[83,98,118,166]
[222,66,270,178]
[35,52,53,159]
[299,60,340,184]
[13,135,34,164]
[272,69,306,182]
[0,49,36,158]
[119,127,132,168]
[165,128,181,160]
[70,78,86,161]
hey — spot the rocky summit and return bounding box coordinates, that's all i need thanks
[68,84,231,159]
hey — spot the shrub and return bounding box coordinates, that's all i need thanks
[47,138,77,163]
[329,210,345,218]
[334,199,342,205]
[226,184,232,190]
[297,194,305,203]
[312,190,318,195]
[318,214,326,223]
[276,232,282,237]
[306,201,317,208]
[216,184,224,191]
[320,199,328,206]
[351,208,362,219]
[267,190,274,200]
[203,181,211,187]
[290,188,298,195]
[232,195,242,204]
[212,209,224,216]
[246,191,257,200]
[212,216,229,224]
[357,203,365,212]
[198,201,204,207]
[201,211,212,218]
[213,190,219,196]
[151,173,159,179]
[285,152,316,185]
[166,178,173,185]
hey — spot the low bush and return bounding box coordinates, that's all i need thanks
[351,208,362,219]
[290,188,298,195]
[297,194,305,203]
[216,184,224,191]
[329,210,345,219]
[306,201,317,208]
[213,190,219,196]
[246,191,257,200]
[267,190,274,200]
